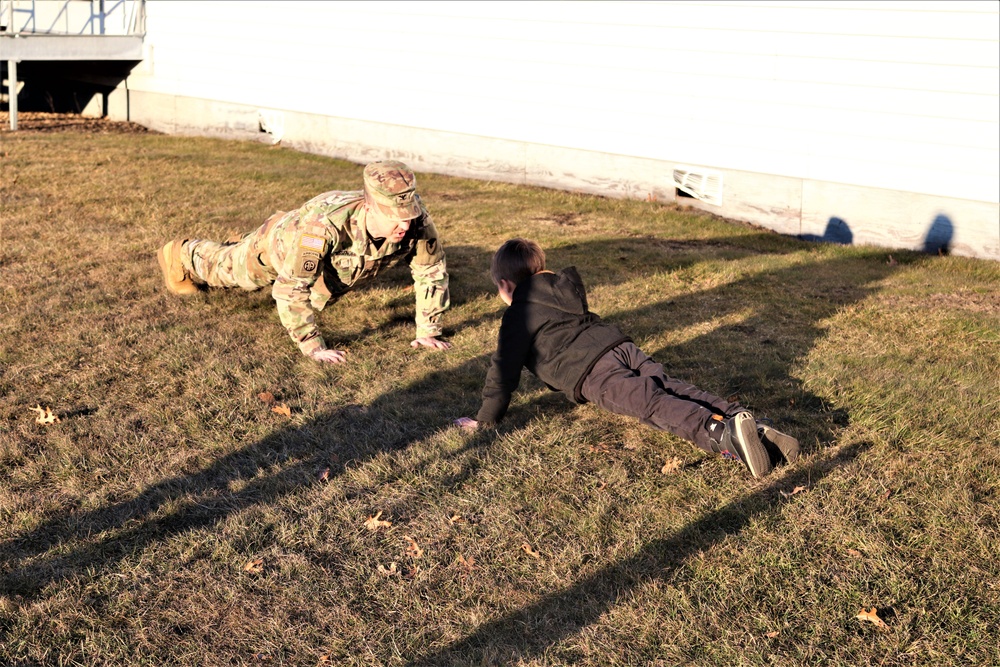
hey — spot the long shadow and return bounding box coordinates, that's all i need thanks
[2,235,899,661]
[408,440,869,666]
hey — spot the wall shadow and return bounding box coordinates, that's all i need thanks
[923,214,953,255]
[799,217,854,245]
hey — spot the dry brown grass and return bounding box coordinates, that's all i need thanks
[1,119,998,666]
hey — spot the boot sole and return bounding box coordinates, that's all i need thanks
[157,242,199,295]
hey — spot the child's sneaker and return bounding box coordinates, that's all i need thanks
[708,412,773,478]
[757,420,800,464]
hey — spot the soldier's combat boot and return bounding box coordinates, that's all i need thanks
[757,420,800,465]
[706,412,774,478]
[157,239,199,295]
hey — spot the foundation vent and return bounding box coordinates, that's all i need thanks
[672,166,723,206]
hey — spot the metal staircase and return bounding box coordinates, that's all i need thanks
[1,0,145,129]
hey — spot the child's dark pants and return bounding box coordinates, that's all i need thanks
[579,341,741,452]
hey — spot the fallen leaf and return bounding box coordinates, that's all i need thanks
[888,254,898,266]
[403,566,421,580]
[846,548,863,558]
[596,481,607,491]
[257,391,276,404]
[377,562,399,577]
[243,558,264,574]
[857,607,889,630]
[272,403,292,417]
[883,489,892,500]
[521,543,541,559]
[589,443,611,454]
[765,631,780,638]
[448,514,463,525]
[317,467,330,482]
[660,457,683,475]
[318,655,331,664]
[29,405,60,425]
[456,553,476,572]
[404,535,424,559]
[780,485,809,498]
[364,511,392,532]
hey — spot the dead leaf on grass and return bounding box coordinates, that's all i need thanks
[589,443,611,454]
[271,403,292,417]
[456,553,476,572]
[243,558,264,574]
[765,631,780,638]
[660,457,683,474]
[521,543,541,559]
[856,607,889,630]
[257,391,276,405]
[317,655,331,664]
[404,535,424,559]
[377,562,399,577]
[448,513,464,525]
[779,485,809,498]
[364,511,392,532]
[29,405,60,425]
[317,467,330,482]
[846,548,863,559]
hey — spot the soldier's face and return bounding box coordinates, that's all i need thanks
[367,210,411,242]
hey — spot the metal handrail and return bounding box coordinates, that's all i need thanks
[1,0,145,36]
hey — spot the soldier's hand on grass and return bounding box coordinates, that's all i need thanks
[309,348,348,364]
[453,417,479,430]
[411,336,451,351]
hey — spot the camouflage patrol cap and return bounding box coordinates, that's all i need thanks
[363,160,422,224]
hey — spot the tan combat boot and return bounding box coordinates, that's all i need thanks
[157,239,199,295]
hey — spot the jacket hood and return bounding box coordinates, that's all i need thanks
[514,267,588,315]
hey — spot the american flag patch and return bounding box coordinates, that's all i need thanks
[300,234,325,251]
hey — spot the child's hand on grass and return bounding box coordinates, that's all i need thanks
[453,417,479,430]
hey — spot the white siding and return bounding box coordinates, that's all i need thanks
[129,0,999,203]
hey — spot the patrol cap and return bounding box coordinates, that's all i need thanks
[363,160,422,224]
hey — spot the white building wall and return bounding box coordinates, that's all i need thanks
[120,0,1000,258]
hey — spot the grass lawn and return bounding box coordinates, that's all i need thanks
[1,116,998,666]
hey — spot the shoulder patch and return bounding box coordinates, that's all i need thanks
[300,234,325,251]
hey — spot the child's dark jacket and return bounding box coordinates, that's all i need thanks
[475,267,630,426]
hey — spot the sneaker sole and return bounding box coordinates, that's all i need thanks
[731,413,773,478]
[760,425,800,464]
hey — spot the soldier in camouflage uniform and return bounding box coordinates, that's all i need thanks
[156,160,450,363]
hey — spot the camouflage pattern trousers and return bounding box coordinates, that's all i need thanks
[183,236,275,291]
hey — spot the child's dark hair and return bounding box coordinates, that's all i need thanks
[490,238,546,287]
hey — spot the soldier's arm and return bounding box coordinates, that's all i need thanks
[271,229,330,358]
[409,217,450,341]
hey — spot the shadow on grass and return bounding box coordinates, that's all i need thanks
[407,440,871,666]
[1,237,899,662]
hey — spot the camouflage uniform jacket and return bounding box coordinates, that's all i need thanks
[248,190,449,355]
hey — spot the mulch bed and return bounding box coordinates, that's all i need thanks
[0,111,155,134]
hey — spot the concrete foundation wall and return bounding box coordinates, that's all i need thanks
[117,88,1000,261]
